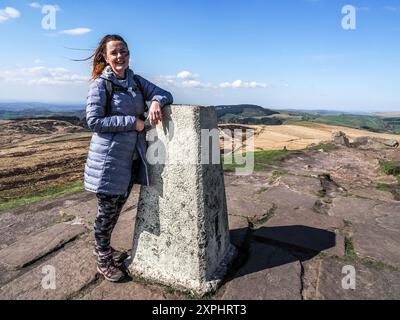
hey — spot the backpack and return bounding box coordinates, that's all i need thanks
[103,75,148,119]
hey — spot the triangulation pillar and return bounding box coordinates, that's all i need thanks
[128,105,237,295]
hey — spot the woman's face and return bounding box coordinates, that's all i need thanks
[103,40,130,79]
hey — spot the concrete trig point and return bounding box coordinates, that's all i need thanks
[128,105,237,295]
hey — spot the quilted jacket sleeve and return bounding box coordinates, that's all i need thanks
[86,79,137,133]
[134,75,174,108]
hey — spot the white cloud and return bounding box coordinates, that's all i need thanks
[218,82,231,89]
[157,72,270,90]
[0,66,89,86]
[177,70,199,80]
[218,80,270,89]
[34,59,44,64]
[29,2,41,9]
[181,80,201,88]
[4,7,20,18]
[0,7,21,23]
[155,70,271,90]
[29,3,61,11]
[21,66,48,75]
[232,80,243,88]
[59,28,92,35]
[181,80,214,88]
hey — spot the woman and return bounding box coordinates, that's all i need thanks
[84,34,173,282]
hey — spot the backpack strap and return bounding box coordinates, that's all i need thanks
[103,75,148,117]
[103,80,128,116]
[133,74,149,113]
[104,79,114,117]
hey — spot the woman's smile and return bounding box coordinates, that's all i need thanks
[104,40,130,79]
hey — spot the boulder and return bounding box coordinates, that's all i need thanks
[332,131,351,147]
[383,140,399,148]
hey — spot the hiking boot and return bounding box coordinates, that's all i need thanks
[97,252,125,282]
[93,246,128,266]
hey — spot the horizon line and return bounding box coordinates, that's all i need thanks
[0,100,398,114]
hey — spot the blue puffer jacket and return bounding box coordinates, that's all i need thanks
[84,66,173,195]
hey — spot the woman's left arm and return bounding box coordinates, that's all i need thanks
[135,74,174,107]
[134,75,174,125]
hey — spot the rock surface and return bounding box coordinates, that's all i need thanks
[303,257,400,300]
[1,140,399,300]
[0,222,86,270]
[217,242,302,300]
[0,238,96,300]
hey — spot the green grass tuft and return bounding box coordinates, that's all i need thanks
[379,160,400,176]
[222,149,291,172]
[248,203,277,229]
[317,190,327,198]
[307,142,336,151]
[359,257,400,272]
[376,183,392,192]
[270,169,289,182]
[0,180,84,213]
[344,236,357,259]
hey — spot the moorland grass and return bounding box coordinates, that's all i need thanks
[0,180,84,213]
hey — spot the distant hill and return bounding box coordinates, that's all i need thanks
[311,115,391,132]
[283,111,400,134]
[0,109,85,120]
[0,102,85,121]
[212,104,282,125]
[0,102,83,112]
[1,102,398,134]
[213,104,279,117]
[374,112,400,118]
[280,109,371,116]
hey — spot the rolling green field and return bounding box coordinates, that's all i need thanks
[312,115,395,132]
[274,112,400,134]
[293,114,400,134]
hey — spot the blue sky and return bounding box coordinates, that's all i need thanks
[0,0,399,112]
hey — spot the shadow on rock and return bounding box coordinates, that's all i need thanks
[227,225,336,280]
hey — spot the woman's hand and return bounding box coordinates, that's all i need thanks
[135,119,145,132]
[147,101,163,126]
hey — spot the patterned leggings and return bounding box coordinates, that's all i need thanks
[94,177,136,255]
[94,193,129,255]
